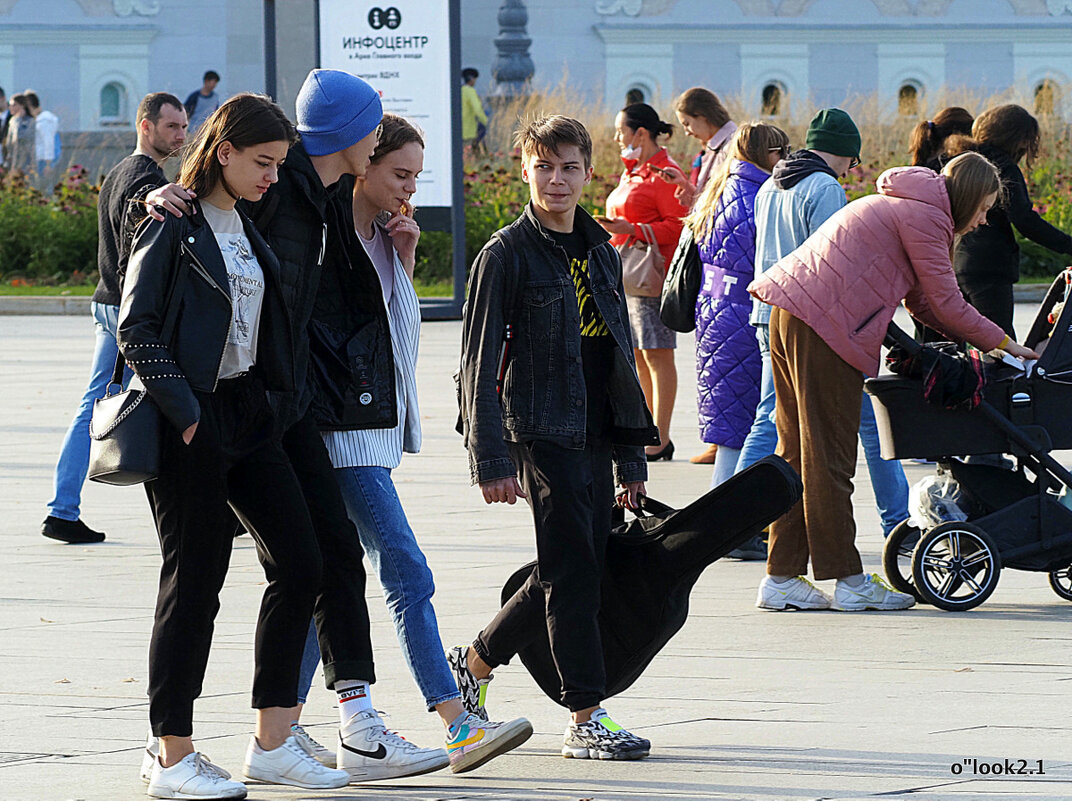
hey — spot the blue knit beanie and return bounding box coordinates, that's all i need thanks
[296,69,383,156]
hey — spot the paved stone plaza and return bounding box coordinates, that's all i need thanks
[2,309,1070,801]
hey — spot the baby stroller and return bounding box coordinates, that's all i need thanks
[864,272,1072,611]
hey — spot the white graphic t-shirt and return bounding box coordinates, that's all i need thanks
[200,201,265,380]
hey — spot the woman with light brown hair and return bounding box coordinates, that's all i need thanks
[656,87,737,213]
[909,106,974,170]
[686,121,789,486]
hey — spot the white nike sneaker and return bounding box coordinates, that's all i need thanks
[337,710,449,782]
[756,575,832,610]
[289,723,336,768]
[147,752,246,799]
[243,735,349,789]
[833,573,916,611]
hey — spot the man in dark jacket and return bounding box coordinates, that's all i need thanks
[451,115,659,761]
[140,70,450,781]
[41,92,186,544]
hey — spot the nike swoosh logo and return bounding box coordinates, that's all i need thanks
[340,742,387,760]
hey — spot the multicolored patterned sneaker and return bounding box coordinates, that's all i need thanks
[446,713,533,774]
[446,645,491,721]
[561,708,650,761]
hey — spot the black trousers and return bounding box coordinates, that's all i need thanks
[281,409,375,687]
[145,375,322,737]
[474,437,614,712]
[958,274,1016,340]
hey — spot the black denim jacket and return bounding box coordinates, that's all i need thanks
[459,203,658,485]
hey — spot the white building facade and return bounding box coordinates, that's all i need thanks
[460,0,1072,117]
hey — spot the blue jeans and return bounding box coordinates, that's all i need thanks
[298,466,460,710]
[47,302,131,520]
[859,395,910,536]
[735,325,777,474]
[734,325,908,535]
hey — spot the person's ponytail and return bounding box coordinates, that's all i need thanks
[622,102,673,141]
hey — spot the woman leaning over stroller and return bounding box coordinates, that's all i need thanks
[749,152,1038,613]
[685,121,789,487]
[119,93,349,798]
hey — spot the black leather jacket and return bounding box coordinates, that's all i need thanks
[117,203,294,433]
[459,203,658,485]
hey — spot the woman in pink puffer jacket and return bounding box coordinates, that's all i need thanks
[747,152,1038,613]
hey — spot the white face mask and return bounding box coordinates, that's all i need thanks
[620,143,641,160]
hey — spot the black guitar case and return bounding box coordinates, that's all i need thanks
[499,455,802,706]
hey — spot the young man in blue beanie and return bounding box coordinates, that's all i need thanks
[138,71,524,790]
[737,108,913,612]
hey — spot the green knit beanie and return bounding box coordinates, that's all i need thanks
[805,108,861,161]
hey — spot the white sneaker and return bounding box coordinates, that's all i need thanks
[289,723,336,768]
[337,709,449,782]
[833,573,916,611]
[141,735,231,785]
[445,712,533,774]
[243,735,349,789]
[147,752,246,799]
[139,734,158,784]
[756,575,832,610]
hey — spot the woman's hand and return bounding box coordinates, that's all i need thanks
[1004,341,1041,360]
[181,422,198,445]
[653,165,696,206]
[385,204,420,275]
[479,476,527,505]
[597,217,636,237]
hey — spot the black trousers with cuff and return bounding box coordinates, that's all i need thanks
[473,436,614,712]
[145,374,322,737]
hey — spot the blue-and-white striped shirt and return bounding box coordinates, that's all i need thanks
[323,232,421,469]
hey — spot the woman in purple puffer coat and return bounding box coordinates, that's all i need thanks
[686,122,790,486]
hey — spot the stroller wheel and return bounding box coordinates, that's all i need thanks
[1049,565,1072,602]
[910,522,1001,612]
[882,519,924,602]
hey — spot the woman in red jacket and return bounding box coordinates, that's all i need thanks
[599,103,688,460]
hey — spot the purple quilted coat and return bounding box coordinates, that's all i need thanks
[694,159,766,447]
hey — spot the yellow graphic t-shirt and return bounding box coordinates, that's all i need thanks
[551,227,610,337]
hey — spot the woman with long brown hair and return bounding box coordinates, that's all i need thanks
[749,152,1038,613]
[119,93,350,798]
[950,104,1072,337]
[909,106,973,170]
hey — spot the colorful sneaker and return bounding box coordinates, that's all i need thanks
[243,735,349,789]
[756,575,832,610]
[833,573,916,611]
[147,752,247,799]
[290,723,336,768]
[446,645,491,721]
[141,736,231,785]
[337,710,449,782]
[562,709,649,761]
[446,713,533,774]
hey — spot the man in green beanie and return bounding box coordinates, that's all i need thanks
[734,108,910,599]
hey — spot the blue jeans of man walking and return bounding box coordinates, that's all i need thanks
[735,324,908,535]
[298,466,460,709]
[47,302,131,521]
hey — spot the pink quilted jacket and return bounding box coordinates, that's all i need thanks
[748,167,1006,375]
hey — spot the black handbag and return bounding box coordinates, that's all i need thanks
[659,225,702,333]
[88,253,187,486]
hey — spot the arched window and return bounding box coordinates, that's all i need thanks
[761,83,784,116]
[100,81,128,126]
[1035,79,1059,117]
[898,83,920,117]
[625,86,645,105]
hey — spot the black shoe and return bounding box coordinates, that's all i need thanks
[646,441,675,462]
[41,516,105,544]
[727,533,767,561]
